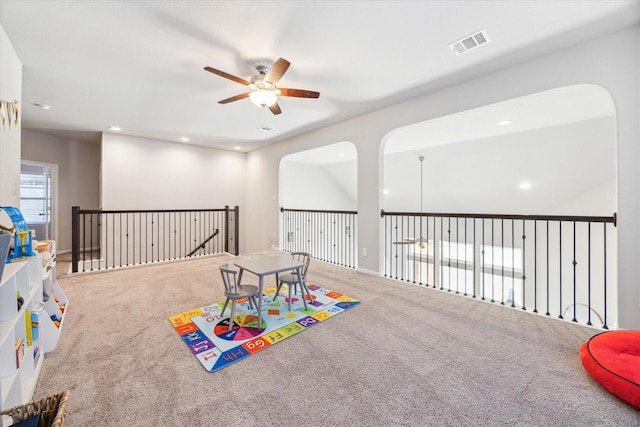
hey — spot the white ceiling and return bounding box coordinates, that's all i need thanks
[1,1,639,152]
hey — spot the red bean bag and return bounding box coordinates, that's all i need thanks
[580,330,640,408]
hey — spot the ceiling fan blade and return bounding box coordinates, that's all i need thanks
[279,88,320,99]
[264,58,290,85]
[269,102,282,115]
[218,93,250,104]
[204,66,250,86]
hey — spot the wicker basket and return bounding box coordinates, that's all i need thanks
[0,390,69,427]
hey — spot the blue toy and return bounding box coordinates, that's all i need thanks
[0,206,35,261]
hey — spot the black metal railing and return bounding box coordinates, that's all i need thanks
[381,210,617,329]
[71,206,239,272]
[280,207,357,268]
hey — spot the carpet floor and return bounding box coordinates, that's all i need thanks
[34,251,639,426]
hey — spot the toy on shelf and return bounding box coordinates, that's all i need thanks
[50,314,61,329]
[31,311,40,341]
[17,291,24,310]
[0,206,36,262]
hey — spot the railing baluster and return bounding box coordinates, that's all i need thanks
[511,219,515,308]
[572,220,577,322]
[439,217,443,290]
[427,216,436,288]
[533,220,538,313]
[402,214,407,281]
[455,217,459,293]
[448,217,453,291]
[472,218,476,298]
[394,215,399,279]
[81,213,85,272]
[521,219,526,311]
[603,223,608,329]
[501,218,504,305]
[546,220,550,316]
[463,217,466,296]
[119,212,122,267]
[481,218,485,300]
[332,212,336,264]
[559,221,563,319]
[491,219,496,302]
[89,213,94,271]
[126,213,129,266]
[140,212,143,263]
[587,222,592,326]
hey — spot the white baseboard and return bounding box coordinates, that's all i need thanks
[356,267,383,277]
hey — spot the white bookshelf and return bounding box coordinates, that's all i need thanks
[0,241,68,411]
[0,256,44,411]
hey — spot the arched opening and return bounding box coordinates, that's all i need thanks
[381,84,617,328]
[279,141,358,267]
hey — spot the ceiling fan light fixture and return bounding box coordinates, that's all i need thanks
[249,88,278,108]
[206,58,318,115]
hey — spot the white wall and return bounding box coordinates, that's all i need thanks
[0,25,22,213]
[21,130,100,251]
[280,160,356,210]
[245,26,640,328]
[323,161,357,208]
[101,133,247,250]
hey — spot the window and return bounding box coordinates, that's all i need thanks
[19,173,50,224]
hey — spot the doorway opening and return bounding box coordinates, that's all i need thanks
[20,161,57,241]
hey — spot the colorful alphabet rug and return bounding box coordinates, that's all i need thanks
[169,284,360,372]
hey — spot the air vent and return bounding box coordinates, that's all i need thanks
[258,126,273,132]
[449,29,490,56]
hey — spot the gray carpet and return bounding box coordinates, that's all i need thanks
[35,251,639,426]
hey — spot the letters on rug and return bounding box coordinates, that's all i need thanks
[169,284,360,372]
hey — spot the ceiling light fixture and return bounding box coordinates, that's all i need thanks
[180,137,189,142]
[109,126,121,131]
[248,79,279,108]
[249,88,278,108]
[519,182,531,190]
[497,120,512,126]
[234,146,242,150]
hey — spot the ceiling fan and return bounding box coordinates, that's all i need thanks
[204,58,320,115]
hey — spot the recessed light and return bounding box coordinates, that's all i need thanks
[109,126,121,131]
[338,153,345,157]
[383,190,390,195]
[180,137,189,142]
[234,146,242,150]
[33,103,51,110]
[519,182,531,190]
[497,120,512,126]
